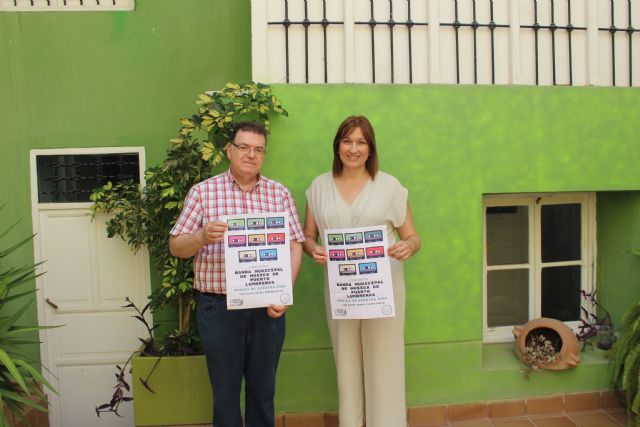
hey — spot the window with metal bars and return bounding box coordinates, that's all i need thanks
[256,0,639,86]
[36,153,140,203]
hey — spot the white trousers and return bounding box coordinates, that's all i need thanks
[325,282,407,427]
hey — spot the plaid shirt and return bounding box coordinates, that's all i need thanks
[170,170,305,294]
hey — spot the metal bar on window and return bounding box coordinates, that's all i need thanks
[550,0,557,85]
[520,0,586,86]
[322,0,329,83]
[490,0,496,84]
[440,0,508,84]
[369,0,377,83]
[472,0,478,84]
[267,0,343,84]
[303,0,310,83]
[407,0,414,83]
[285,0,291,83]
[627,0,634,86]
[567,0,574,85]
[454,0,461,83]
[388,0,395,83]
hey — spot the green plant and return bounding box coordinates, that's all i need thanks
[608,249,640,425]
[90,82,288,352]
[0,208,57,427]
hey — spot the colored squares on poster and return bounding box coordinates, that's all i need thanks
[266,217,285,228]
[346,248,365,260]
[327,234,344,245]
[248,234,266,246]
[228,235,247,247]
[358,262,378,274]
[238,250,257,262]
[338,264,357,276]
[228,218,246,230]
[267,233,286,245]
[329,249,346,261]
[366,246,384,258]
[364,229,383,243]
[259,248,278,261]
[247,218,266,230]
[345,232,363,244]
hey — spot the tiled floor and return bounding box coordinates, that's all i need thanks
[417,409,629,427]
[167,409,630,427]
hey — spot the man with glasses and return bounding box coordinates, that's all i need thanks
[169,121,304,427]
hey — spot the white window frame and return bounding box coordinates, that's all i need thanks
[483,192,597,343]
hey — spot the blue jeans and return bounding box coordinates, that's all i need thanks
[197,292,285,427]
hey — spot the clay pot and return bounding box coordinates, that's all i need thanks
[513,317,580,370]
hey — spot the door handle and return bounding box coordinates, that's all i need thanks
[45,298,59,310]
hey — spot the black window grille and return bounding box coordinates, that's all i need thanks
[354,0,429,83]
[520,0,587,86]
[268,0,344,83]
[440,0,508,84]
[598,0,638,87]
[36,153,140,203]
[267,0,637,86]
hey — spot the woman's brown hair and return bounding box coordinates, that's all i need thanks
[332,115,379,178]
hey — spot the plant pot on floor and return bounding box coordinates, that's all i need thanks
[132,355,212,426]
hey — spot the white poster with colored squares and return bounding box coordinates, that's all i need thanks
[324,225,395,319]
[223,212,293,310]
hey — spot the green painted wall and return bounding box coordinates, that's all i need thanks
[0,0,251,360]
[260,84,640,411]
[3,1,640,415]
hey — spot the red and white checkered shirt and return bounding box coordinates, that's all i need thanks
[170,170,305,294]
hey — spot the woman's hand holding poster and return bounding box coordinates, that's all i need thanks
[324,225,395,319]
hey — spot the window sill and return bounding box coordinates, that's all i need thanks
[482,342,609,372]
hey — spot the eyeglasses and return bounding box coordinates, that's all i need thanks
[229,141,266,157]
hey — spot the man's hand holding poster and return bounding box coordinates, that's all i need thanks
[324,225,395,319]
[223,212,293,310]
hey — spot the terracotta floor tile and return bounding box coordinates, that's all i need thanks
[449,420,493,427]
[530,416,578,427]
[601,392,624,410]
[604,409,631,426]
[492,418,536,426]
[324,412,339,427]
[407,404,447,426]
[283,412,325,427]
[527,396,564,416]
[567,412,621,427]
[564,392,601,413]
[448,403,488,422]
[490,400,527,419]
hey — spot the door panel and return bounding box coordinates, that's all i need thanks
[38,208,149,427]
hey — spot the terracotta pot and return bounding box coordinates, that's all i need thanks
[512,317,580,370]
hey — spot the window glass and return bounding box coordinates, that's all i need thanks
[541,203,581,262]
[486,206,529,265]
[487,269,529,327]
[541,265,581,321]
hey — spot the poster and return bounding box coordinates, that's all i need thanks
[223,212,292,310]
[324,225,395,319]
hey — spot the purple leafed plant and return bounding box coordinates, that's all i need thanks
[576,290,613,347]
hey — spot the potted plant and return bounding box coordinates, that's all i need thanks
[608,249,640,426]
[91,82,288,425]
[0,207,57,427]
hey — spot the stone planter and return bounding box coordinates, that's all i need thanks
[132,355,212,426]
[512,317,580,370]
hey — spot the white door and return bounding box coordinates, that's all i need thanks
[30,148,150,427]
